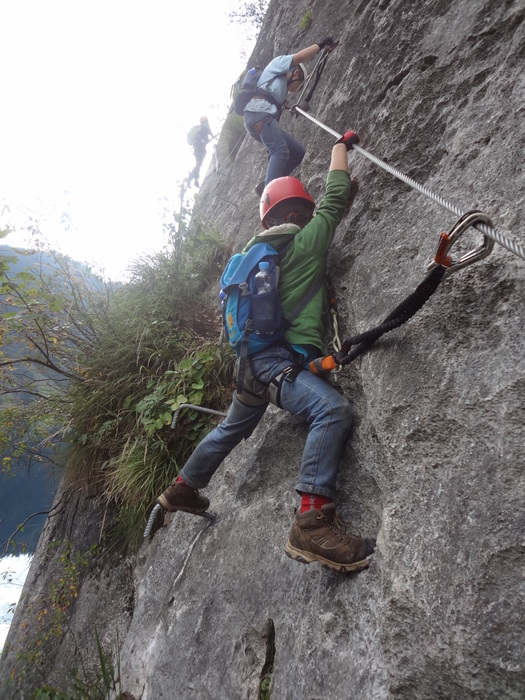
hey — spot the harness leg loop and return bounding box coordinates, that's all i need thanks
[268,364,302,408]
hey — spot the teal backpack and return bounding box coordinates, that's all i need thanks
[221,242,284,355]
[220,241,323,395]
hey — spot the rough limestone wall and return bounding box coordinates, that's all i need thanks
[2,0,524,698]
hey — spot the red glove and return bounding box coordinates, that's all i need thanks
[337,130,360,151]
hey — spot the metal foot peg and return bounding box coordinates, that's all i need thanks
[143,503,164,540]
[143,503,217,540]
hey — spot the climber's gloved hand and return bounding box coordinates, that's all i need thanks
[336,130,360,151]
[316,37,334,51]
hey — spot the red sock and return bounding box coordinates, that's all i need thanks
[300,493,333,513]
[176,475,186,485]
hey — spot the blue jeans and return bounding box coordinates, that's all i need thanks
[244,112,306,185]
[180,344,352,500]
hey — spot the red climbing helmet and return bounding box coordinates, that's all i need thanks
[260,177,316,229]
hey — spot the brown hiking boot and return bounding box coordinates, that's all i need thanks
[157,481,210,514]
[285,503,374,573]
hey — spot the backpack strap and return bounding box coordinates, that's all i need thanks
[236,319,253,394]
[284,275,325,328]
[253,89,281,109]
[225,243,277,289]
[273,238,326,326]
[253,75,281,110]
[236,276,324,396]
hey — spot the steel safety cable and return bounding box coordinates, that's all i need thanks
[293,106,525,262]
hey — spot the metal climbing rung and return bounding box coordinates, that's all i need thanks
[143,503,163,539]
[142,404,227,540]
[171,403,228,430]
[428,211,495,275]
[143,503,216,539]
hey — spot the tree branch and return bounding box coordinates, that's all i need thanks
[0,510,50,557]
[0,356,81,381]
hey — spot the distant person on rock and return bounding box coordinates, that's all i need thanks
[158,132,376,574]
[187,116,214,188]
[243,37,334,196]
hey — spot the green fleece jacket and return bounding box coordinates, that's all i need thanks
[243,169,351,356]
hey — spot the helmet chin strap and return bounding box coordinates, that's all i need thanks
[287,67,303,88]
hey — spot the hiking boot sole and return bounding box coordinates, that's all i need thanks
[157,494,209,515]
[255,180,266,197]
[285,540,370,573]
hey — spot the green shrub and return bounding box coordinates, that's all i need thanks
[62,228,234,552]
[1,224,234,554]
[217,111,246,164]
[299,8,312,32]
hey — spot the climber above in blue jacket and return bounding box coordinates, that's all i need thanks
[244,37,334,196]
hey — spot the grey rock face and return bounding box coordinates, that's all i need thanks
[2,1,524,698]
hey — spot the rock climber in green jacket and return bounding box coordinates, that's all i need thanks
[158,132,375,573]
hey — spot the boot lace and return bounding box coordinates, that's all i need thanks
[324,511,363,544]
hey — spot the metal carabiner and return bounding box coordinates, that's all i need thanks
[427,210,495,276]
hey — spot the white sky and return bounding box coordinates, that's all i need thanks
[0,0,253,280]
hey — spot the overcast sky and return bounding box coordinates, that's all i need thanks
[0,0,252,280]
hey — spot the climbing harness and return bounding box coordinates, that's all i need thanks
[267,363,302,408]
[309,210,495,375]
[291,106,525,262]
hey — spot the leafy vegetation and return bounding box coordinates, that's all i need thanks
[217,111,246,167]
[0,211,235,554]
[228,0,270,57]
[299,8,313,32]
[32,621,124,699]
[228,0,270,33]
